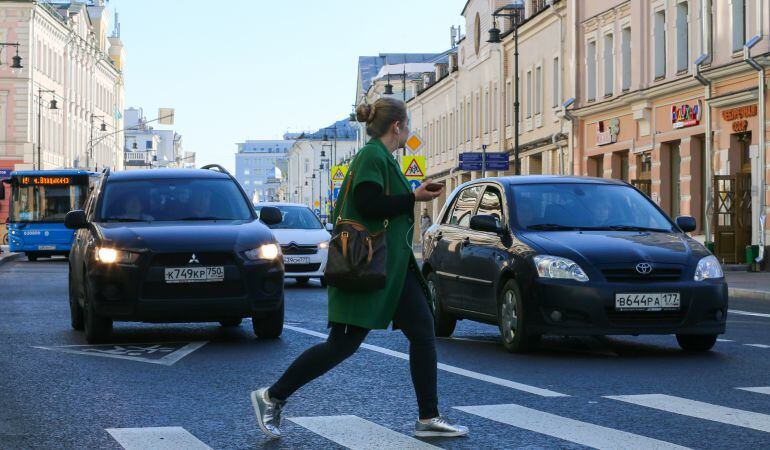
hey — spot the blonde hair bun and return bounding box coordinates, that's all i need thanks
[355,104,374,123]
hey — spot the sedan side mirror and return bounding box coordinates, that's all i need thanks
[325,222,334,232]
[259,206,283,226]
[65,210,88,230]
[470,214,503,234]
[676,216,696,233]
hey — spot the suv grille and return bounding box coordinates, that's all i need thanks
[142,281,245,300]
[150,252,236,267]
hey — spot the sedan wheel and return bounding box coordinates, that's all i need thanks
[68,270,84,331]
[83,277,113,344]
[498,280,539,353]
[427,272,456,337]
[676,334,717,352]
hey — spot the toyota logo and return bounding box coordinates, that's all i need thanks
[635,263,653,275]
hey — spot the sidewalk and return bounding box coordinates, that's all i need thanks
[725,271,770,302]
[0,245,22,267]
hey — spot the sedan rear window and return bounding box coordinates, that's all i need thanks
[255,205,322,230]
[99,179,253,222]
[511,183,673,232]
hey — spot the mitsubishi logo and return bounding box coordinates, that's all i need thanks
[189,254,200,264]
[635,263,653,275]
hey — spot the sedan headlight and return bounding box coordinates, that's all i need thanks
[533,255,589,282]
[244,243,280,261]
[318,240,329,250]
[95,247,139,264]
[694,255,723,281]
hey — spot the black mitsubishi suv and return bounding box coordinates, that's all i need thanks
[65,165,285,343]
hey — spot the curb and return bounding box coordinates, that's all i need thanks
[0,253,22,268]
[729,287,770,302]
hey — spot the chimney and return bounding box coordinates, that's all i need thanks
[422,72,436,87]
[449,53,459,72]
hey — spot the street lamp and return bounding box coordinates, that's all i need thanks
[36,88,58,170]
[323,126,338,165]
[0,42,23,73]
[488,0,525,175]
[88,114,108,170]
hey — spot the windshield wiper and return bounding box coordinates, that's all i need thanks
[606,225,671,232]
[527,223,577,231]
[102,218,147,223]
[178,217,234,221]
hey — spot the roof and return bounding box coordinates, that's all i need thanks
[292,118,357,141]
[108,169,231,181]
[357,53,443,94]
[10,169,97,177]
[465,175,628,186]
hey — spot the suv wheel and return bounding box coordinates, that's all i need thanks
[252,301,284,339]
[69,269,84,331]
[676,334,717,352]
[427,272,456,337]
[498,280,540,353]
[219,318,242,327]
[83,277,113,343]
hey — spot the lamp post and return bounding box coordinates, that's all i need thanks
[0,42,23,73]
[36,88,58,170]
[88,114,107,170]
[323,126,337,166]
[488,0,525,175]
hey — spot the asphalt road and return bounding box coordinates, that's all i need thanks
[1,258,769,449]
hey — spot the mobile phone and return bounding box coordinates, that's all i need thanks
[425,183,443,192]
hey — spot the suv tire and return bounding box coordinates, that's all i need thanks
[252,301,284,339]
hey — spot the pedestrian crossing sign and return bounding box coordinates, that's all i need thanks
[405,133,424,154]
[330,165,348,184]
[401,156,426,180]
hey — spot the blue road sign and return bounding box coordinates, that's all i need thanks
[0,169,11,179]
[485,153,508,162]
[314,208,321,215]
[409,180,421,191]
[486,161,510,170]
[459,153,483,162]
[459,162,483,171]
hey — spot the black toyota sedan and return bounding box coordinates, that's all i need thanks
[423,176,727,353]
[65,166,285,343]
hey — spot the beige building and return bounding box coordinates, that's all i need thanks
[571,0,769,264]
[0,0,126,175]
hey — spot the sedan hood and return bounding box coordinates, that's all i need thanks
[96,220,275,252]
[270,228,330,246]
[521,231,693,265]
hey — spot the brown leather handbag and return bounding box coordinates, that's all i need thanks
[324,162,388,292]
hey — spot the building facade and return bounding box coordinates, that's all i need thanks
[235,139,294,203]
[571,0,769,264]
[123,107,185,170]
[0,0,126,224]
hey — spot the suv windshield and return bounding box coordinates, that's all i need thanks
[255,205,322,230]
[99,179,253,222]
[510,183,674,232]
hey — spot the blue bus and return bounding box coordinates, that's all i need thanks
[4,170,99,261]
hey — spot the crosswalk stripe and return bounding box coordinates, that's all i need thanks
[737,387,770,395]
[454,404,687,449]
[744,344,770,349]
[288,415,440,449]
[730,309,770,318]
[606,394,770,433]
[284,324,567,397]
[106,427,212,450]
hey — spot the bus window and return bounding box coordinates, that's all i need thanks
[11,183,88,223]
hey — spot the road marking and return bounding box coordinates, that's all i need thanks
[284,325,567,397]
[454,404,688,449]
[289,415,439,449]
[106,427,211,450]
[730,310,770,318]
[33,342,207,366]
[716,339,734,342]
[744,344,770,349]
[737,387,770,395]
[606,394,770,433]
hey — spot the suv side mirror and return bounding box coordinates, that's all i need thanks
[65,210,88,230]
[325,222,334,232]
[470,214,503,234]
[259,206,283,226]
[676,216,696,233]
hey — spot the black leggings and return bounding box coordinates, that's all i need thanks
[268,270,439,419]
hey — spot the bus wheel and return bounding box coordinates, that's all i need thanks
[27,253,38,262]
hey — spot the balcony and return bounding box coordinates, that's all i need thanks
[124,151,153,167]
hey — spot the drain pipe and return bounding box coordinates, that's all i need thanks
[743,23,766,266]
[694,54,712,246]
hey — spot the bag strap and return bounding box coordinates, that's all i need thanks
[336,151,390,229]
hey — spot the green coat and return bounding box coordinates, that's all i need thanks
[327,138,431,330]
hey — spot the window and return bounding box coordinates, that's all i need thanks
[506,80,513,125]
[654,10,667,79]
[676,2,689,72]
[446,185,483,227]
[670,144,681,217]
[477,186,504,224]
[621,27,632,91]
[145,140,153,150]
[603,34,614,96]
[475,93,481,138]
[460,103,465,142]
[493,83,498,131]
[587,40,597,101]
[535,67,542,115]
[732,0,746,52]
[526,71,532,118]
[466,99,471,141]
[483,90,489,133]
[530,0,547,15]
[552,57,560,108]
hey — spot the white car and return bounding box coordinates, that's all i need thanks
[255,203,331,286]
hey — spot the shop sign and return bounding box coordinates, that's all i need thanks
[597,118,620,146]
[722,105,757,133]
[672,101,702,129]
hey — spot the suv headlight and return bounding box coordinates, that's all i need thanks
[96,247,140,264]
[243,243,280,261]
[694,255,723,281]
[318,240,329,250]
[533,255,589,282]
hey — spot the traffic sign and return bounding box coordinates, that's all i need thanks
[0,169,11,179]
[405,133,424,154]
[409,180,422,191]
[459,162,483,171]
[485,153,508,162]
[314,208,321,215]
[486,161,510,170]
[331,165,347,183]
[459,153,483,162]
[401,155,426,180]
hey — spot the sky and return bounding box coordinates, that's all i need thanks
[107,0,467,172]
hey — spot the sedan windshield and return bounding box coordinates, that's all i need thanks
[510,183,673,232]
[255,205,323,230]
[99,179,253,222]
